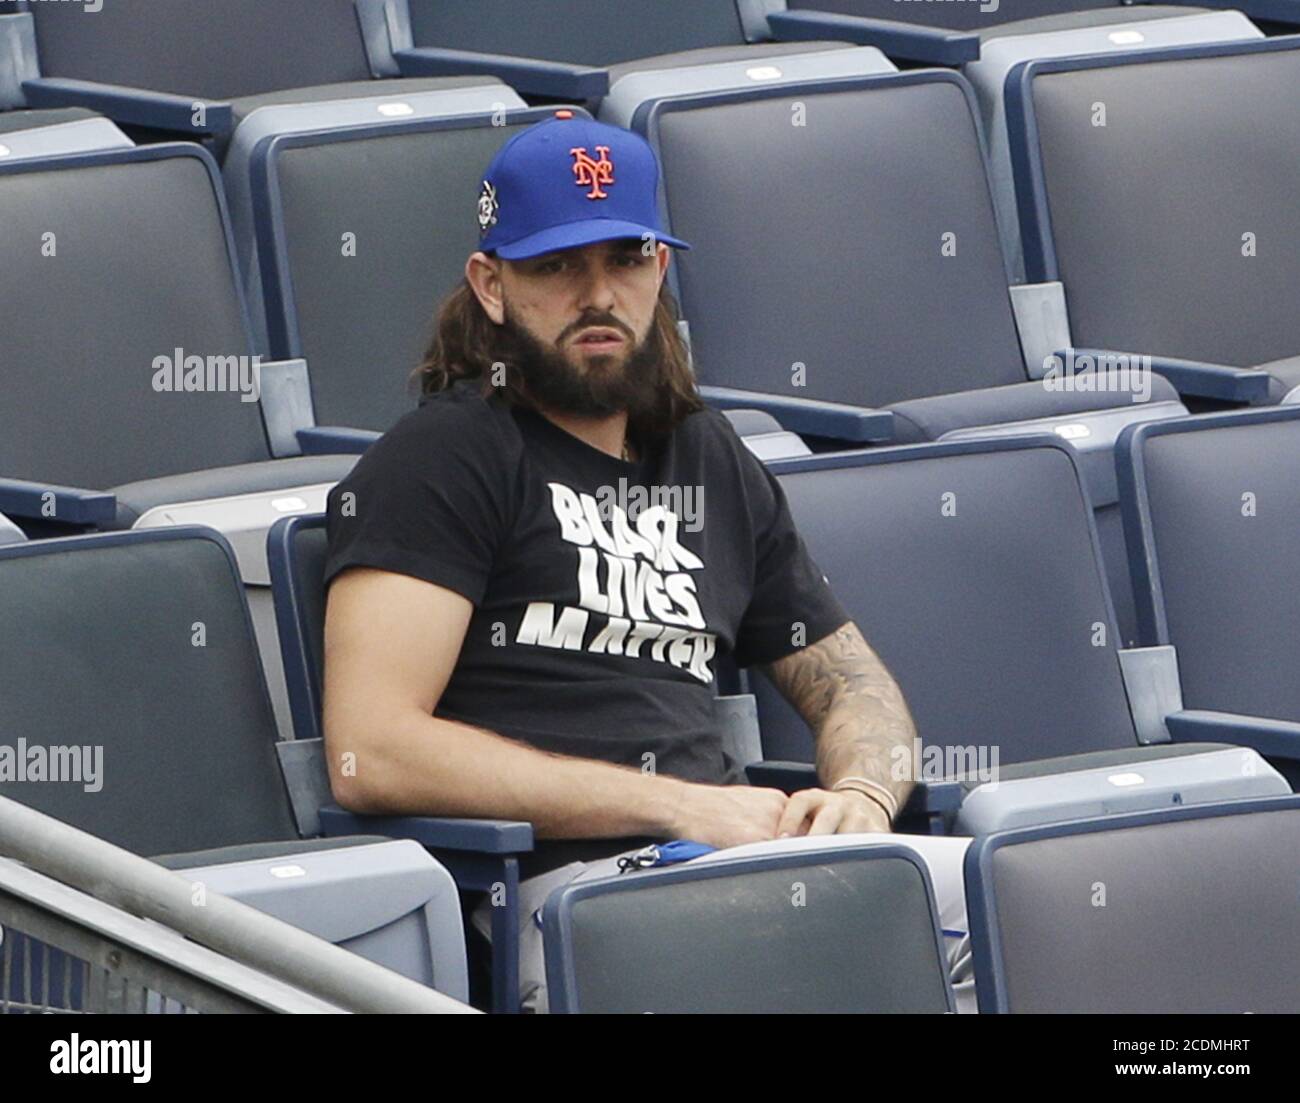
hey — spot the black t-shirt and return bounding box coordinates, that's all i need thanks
[323,385,849,873]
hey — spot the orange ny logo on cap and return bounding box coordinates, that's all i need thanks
[570,146,614,200]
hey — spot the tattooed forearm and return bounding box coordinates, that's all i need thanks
[761,622,917,814]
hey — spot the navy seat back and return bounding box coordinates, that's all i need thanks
[407,0,752,66]
[0,528,299,855]
[1012,38,1300,371]
[755,438,1138,764]
[543,843,953,1013]
[255,110,554,433]
[645,72,1027,408]
[0,144,269,490]
[23,0,377,99]
[966,797,1300,1012]
[1118,407,1300,721]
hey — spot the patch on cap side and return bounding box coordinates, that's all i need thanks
[477,179,499,234]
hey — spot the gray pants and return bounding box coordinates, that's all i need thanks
[472,832,975,1013]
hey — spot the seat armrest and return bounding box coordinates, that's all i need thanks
[317,805,534,855]
[393,46,609,99]
[743,761,962,816]
[0,478,116,526]
[766,10,979,65]
[1057,348,1270,404]
[296,426,381,456]
[22,77,233,136]
[699,386,894,443]
[1164,709,1300,762]
[744,760,817,792]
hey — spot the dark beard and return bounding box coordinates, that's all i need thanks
[494,306,666,422]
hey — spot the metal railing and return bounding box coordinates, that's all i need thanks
[0,796,477,1014]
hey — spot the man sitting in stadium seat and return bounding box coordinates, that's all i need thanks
[322,113,970,1011]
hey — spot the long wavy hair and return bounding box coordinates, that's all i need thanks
[412,279,704,441]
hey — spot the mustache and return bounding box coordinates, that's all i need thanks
[557,312,635,344]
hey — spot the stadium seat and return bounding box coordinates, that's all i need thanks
[631,68,1192,639]
[965,795,1300,1012]
[235,92,877,438]
[1117,407,1300,787]
[749,436,1296,814]
[542,841,954,1013]
[633,67,1190,438]
[960,7,1260,277]
[630,6,1263,318]
[1008,36,1300,405]
[238,104,564,435]
[0,0,514,151]
[0,142,359,536]
[0,140,379,737]
[362,0,878,104]
[223,83,525,358]
[0,527,469,999]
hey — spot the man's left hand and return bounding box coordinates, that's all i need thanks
[775,788,892,837]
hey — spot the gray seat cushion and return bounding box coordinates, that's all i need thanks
[608,40,850,85]
[982,5,1211,41]
[886,373,1180,443]
[228,76,507,127]
[0,107,101,134]
[956,741,1231,793]
[110,454,359,528]
[152,835,391,868]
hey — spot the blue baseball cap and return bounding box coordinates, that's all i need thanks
[477,111,691,261]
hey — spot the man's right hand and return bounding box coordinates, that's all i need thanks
[667,782,789,849]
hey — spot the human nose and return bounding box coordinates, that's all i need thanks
[575,259,617,314]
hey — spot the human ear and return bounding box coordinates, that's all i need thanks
[465,252,506,325]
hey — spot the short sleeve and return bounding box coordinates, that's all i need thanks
[731,447,850,669]
[323,400,514,605]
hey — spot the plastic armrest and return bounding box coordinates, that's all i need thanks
[296,426,381,456]
[21,77,233,136]
[317,804,534,854]
[742,761,962,815]
[699,386,894,443]
[0,478,116,526]
[745,760,817,792]
[1058,348,1270,404]
[766,10,979,65]
[1164,709,1300,762]
[393,46,609,99]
